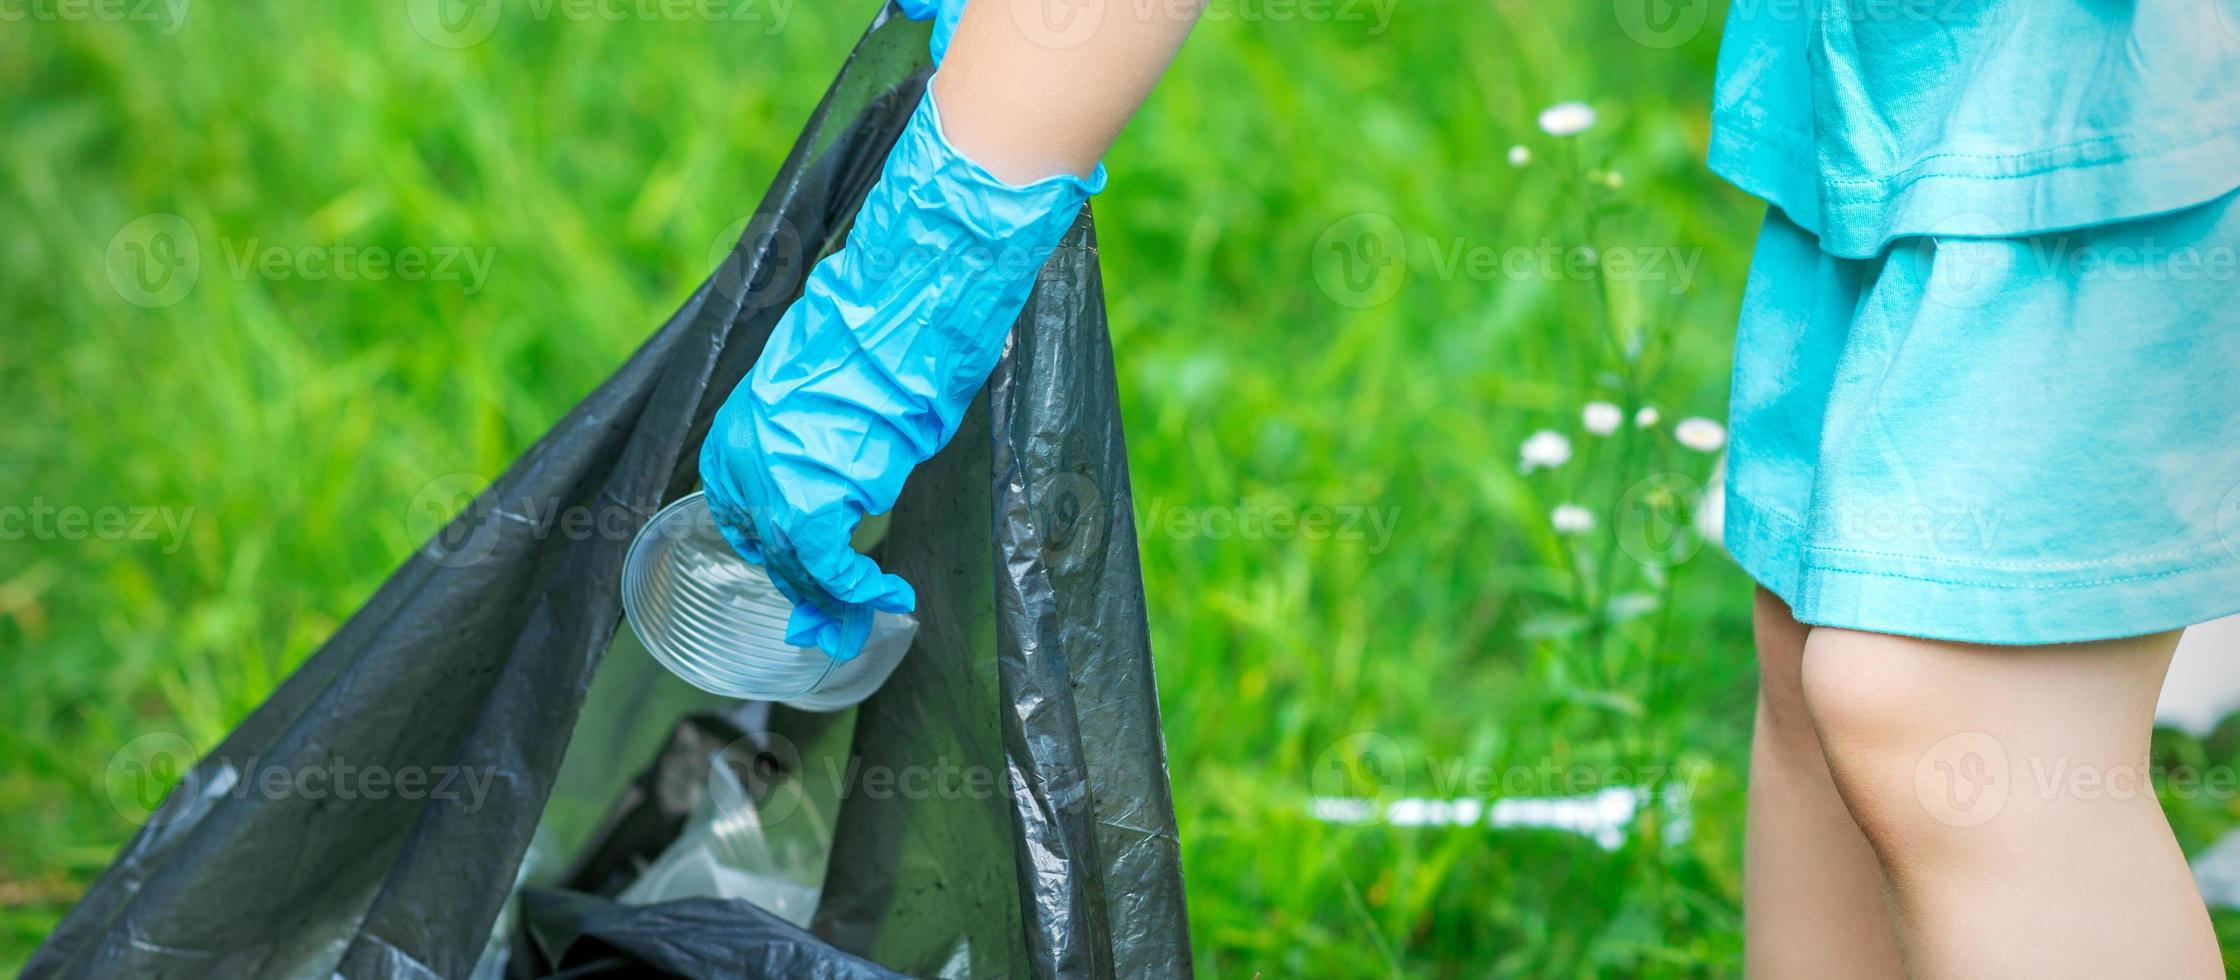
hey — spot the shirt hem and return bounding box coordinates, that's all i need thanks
[1723,490,2240,646]
[1707,116,2240,259]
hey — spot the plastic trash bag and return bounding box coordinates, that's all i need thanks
[27,6,1190,977]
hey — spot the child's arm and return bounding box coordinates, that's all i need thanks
[699,0,1204,657]
[935,0,1204,182]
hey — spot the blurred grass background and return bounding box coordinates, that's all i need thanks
[4,1,2234,976]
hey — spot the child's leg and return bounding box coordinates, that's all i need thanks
[1801,626,2222,978]
[1744,588,1905,978]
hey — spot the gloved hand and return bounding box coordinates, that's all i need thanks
[700,90,1106,659]
[894,0,966,63]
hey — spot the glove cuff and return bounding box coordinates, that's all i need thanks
[727,82,1105,529]
[913,80,1110,200]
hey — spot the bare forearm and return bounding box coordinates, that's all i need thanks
[932,0,1204,183]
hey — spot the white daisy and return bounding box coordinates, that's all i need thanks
[1507,144,1531,167]
[1519,430,1572,473]
[1537,102,1597,137]
[1675,417,1727,453]
[1582,401,1622,436]
[1634,405,1660,428]
[1552,504,1595,534]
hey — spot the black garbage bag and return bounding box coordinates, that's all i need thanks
[27,6,1190,977]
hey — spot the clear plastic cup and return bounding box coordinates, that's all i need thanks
[621,492,916,711]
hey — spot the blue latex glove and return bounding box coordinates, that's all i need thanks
[894,0,965,63]
[700,91,1106,659]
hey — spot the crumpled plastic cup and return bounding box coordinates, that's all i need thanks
[621,492,916,710]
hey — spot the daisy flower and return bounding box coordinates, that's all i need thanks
[1582,401,1622,436]
[1675,417,1727,453]
[1520,430,1572,473]
[1552,504,1595,534]
[1537,102,1597,137]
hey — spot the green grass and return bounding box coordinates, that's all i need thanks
[4,2,2229,976]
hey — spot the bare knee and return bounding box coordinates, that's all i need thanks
[1798,627,2178,877]
[1797,629,2003,872]
[1797,629,1945,758]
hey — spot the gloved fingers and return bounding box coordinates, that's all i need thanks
[701,491,845,614]
[721,516,878,662]
[769,507,916,614]
[702,491,910,660]
[782,601,876,661]
[748,518,848,614]
[803,543,917,614]
[709,511,768,566]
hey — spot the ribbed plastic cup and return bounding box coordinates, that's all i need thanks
[622,492,915,711]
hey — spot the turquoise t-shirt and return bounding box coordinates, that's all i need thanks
[1710,0,2240,258]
